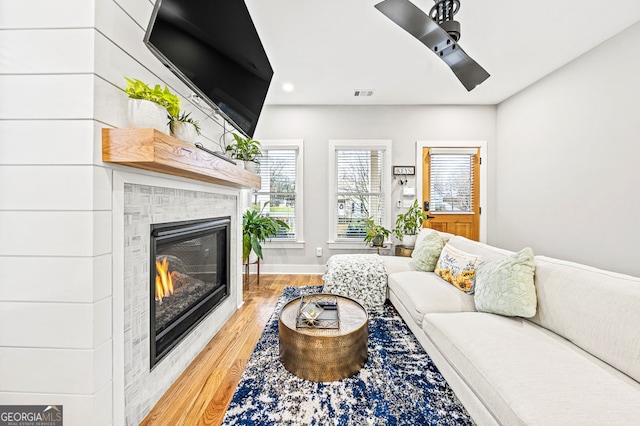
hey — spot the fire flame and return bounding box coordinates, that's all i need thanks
[155,257,174,304]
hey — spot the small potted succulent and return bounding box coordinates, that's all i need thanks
[392,199,430,247]
[124,77,181,134]
[169,111,201,143]
[224,133,262,171]
[363,217,390,247]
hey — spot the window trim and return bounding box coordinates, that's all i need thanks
[256,139,305,249]
[328,139,392,246]
[416,140,487,243]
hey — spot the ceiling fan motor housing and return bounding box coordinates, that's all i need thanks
[430,0,461,41]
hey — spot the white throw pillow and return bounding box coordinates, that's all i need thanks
[434,244,481,293]
[474,247,537,318]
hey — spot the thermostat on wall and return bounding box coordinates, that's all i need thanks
[402,187,416,196]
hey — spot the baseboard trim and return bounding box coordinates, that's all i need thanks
[244,263,326,275]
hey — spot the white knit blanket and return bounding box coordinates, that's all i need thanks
[322,254,388,312]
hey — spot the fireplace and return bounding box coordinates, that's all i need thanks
[149,216,230,368]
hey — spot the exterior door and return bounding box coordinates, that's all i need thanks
[421,147,480,241]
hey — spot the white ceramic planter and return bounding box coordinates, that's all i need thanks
[235,159,245,169]
[244,161,256,173]
[127,99,169,134]
[171,121,198,143]
[402,234,417,248]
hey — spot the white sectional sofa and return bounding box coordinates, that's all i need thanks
[381,231,640,425]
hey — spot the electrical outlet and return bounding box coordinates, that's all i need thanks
[396,200,402,209]
[316,247,323,257]
[403,199,414,208]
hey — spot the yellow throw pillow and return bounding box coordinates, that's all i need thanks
[434,244,481,293]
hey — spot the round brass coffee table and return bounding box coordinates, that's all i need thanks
[278,294,368,382]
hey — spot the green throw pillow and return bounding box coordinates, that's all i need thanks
[411,231,444,272]
[474,247,537,318]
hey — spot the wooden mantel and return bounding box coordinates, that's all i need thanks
[102,128,261,189]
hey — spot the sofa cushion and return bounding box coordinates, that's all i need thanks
[387,271,476,326]
[380,255,415,275]
[446,236,514,263]
[434,244,480,293]
[531,256,640,383]
[411,231,444,272]
[474,247,537,318]
[422,312,640,425]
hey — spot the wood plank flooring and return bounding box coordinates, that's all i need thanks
[140,274,324,426]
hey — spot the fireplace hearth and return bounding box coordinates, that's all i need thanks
[150,216,230,368]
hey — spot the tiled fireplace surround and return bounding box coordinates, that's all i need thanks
[113,171,243,425]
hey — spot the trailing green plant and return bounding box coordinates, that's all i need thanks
[392,199,429,239]
[225,133,262,163]
[168,111,201,135]
[242,202,289,263]
[124,77,181,118]
[362,217,390,246]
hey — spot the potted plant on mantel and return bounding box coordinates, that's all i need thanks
[124,77,181,134]
[242,202,289,264]
[224,133,262,171]
[392,199,430,248]
[169,111,201,144]
[363,217,390,248]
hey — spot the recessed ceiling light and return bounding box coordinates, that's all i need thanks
[282,83,294,92]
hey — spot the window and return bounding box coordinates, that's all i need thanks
[428,148,478,213]
[329,140,392,244]
[253,140,303,243]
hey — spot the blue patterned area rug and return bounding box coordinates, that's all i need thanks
[222,286,474,425]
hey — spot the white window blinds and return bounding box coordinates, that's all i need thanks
[254,149,298,239]
[335,149,386,239]
[429,149,476,213]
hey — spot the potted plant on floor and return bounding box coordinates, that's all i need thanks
[124,77,181,134]
[242,202,289,264]
[363,217,390,247]
[169,111,201,143]
[225,133,262,171]
[392,199,429,248]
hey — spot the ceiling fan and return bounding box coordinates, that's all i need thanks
[375,0,489,91]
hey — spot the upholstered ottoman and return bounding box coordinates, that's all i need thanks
[322,254,388,312]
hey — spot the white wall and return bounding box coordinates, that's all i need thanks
[0,0,244,424]
[255,105,496,271]
[493,21,640,276]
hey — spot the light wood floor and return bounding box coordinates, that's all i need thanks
[140,274,324,426]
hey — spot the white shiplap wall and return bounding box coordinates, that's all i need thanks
[0,0,240,424]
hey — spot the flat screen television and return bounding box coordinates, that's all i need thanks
[144,0,274,138]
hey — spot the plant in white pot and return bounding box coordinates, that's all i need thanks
[169,111,201,143]
[224,133,261,171]
[124,77,181,134]
[393,200,429,248]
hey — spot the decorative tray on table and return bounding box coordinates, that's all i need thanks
[296,294,340,329]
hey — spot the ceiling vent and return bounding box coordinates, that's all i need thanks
[354,89,374,97]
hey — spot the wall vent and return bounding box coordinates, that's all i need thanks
[353,89,374,97]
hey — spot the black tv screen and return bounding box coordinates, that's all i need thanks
[144,0,273,138]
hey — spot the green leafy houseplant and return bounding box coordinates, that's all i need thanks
[393,200,430,246]
[225,133,262,164]
[362,217,390,247]
[124,77,181,118]
[242,202,289,263]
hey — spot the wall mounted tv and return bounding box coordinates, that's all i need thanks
[144,0,273,138]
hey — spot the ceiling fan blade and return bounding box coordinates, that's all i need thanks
[375,0,489,91]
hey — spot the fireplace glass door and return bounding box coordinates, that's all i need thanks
[150,217,230,368]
